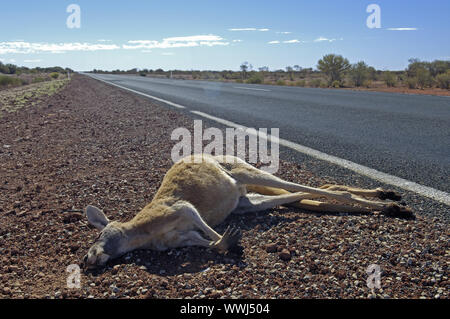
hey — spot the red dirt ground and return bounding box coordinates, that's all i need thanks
[0,75,448,299]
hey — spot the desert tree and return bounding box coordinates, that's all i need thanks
[383,71,397,87]
[317,54,351,85]
[240,62,249,79]
[350,61,370,87]
[286,66,294,81]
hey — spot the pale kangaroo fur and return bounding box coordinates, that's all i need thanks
[83,154,413,269]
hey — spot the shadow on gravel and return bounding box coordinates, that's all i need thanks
[84,205,414,278]
[84,204,414,278]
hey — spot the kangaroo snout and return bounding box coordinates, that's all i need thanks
[82,244,111,270]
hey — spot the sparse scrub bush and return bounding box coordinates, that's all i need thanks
[310,79,322,88]
[320,81,328,88]
[407,77,417,89]
[246,73,263,84]
[349,61,370,87]
[317,54,350,85]
[416,68,433,89]
[276,79,286,86]
[32,77,46,83]
[295,80,306,87]
[383,71,397,87]
[436,72,450,89]
[50,72,59,79]
[0,75,23,87]
[235,79,243,83]
[331,80,341,88]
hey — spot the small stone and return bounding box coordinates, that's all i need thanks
[265,243,278,253]
[112,265,120,274]
[110,285,119,293]
[279,249,291,261]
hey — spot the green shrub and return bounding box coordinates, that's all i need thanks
[317,54,350,84]
[383,71,397,87]
[295,80,306,87]
[320,81,328,88]
[246,73,264,84]
[331,80,341,88]
[32,77,45,83]
[349,61,370,87]
[276,79,286,86]
[139,71,147,77]
[436,72,450,89]
[416,68,433,89]
[0,75,23,87]
[310,79,322,88]
[235,79,243,83]
[49,72,59,79]
[406,77,417,89]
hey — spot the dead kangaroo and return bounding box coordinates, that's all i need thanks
[83,154,413,269]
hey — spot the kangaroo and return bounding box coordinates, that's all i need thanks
[82,154,413,269]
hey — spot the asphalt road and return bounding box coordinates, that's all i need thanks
[85,73,450,195]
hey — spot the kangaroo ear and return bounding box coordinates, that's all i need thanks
[86,205,110,230]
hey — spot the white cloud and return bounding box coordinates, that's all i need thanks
[0,35,230,55]
[386,27,418,31]
[161,52,174,56]
[314,37,343,42]
[228,28,269,32]
[232,39,243,42]
[24,59,42,63]
[0,41,120,54]
[269,40,300,44]
[276,31,292,34]
[124,35,229,50]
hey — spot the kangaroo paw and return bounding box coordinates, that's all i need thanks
[377,189,402,201]
[381,203,415,220]
[213,226,242,252]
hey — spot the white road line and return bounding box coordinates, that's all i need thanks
[86,74,185,109]
[233,86,271,92]
[87,74,450,206]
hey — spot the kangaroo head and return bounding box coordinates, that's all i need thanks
[83,205,126,270]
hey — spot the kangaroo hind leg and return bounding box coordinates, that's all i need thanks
[227,162,413,217]
[174,201,242,252]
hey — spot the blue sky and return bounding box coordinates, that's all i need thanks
[1,0,449,71]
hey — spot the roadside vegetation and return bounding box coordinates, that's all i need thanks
[90,55,450,93]
[0,61,72,115]
[0,78,69,115]
[0,62,72,90]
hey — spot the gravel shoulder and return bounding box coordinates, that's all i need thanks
[0,75,448,299]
